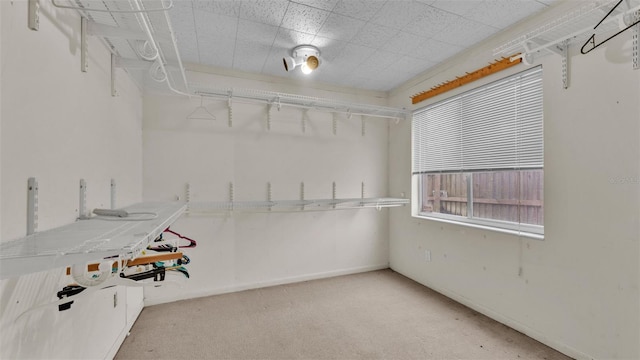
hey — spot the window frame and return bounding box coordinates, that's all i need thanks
[413,172,544,239]
[411,67,544,240]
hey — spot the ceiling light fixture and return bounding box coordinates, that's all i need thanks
[283,45,320,75]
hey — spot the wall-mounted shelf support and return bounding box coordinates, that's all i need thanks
[194,87,409,121]
[28,0,40,31]
[81,17,88,72]
[110,179,116,209]
[79,179,89,219]
[495,0,640,71]
[560,40,570,89]
[27,177,39,235]
[229,182,234,212]
[300,182,305,211]
[633,10,639,69]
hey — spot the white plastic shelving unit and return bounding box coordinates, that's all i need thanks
[0,202,186,280]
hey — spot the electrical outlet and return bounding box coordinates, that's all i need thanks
[424,250,431,262]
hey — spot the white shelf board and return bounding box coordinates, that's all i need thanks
[0,202,186,279]
[187,197,409,213]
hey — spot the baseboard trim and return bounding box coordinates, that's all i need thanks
[144,263,390,307]
[390,266,591,360]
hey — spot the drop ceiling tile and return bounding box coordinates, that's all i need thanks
[432,17,499,47]
[195,11,238,40]
[280,2,330,35]
[369,1,431,30]
[331,0,386,21]
[430,0,482,16]
[193,0,241,17]
[464,0,546,29]
[239,0,289,27]
[291,0,339,11]
[413,38,463,62]
[233,40,271,73]
[237,19,279,46]
[404,6,461,37]
[272,28,316,49]
[379,31,426,56]
[350,50,399,78]
[199,39,236,68]
[330,43,377,71]
[350,23,398,49]
[393,55,431,75]
[310,37,348,62]
[316,12,366,42]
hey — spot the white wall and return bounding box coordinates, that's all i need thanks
[0,1,143,358]
[388,2,640,360]
[142,69,392,304]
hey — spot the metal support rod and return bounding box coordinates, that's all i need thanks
[267,104,272,131]
[51,0,174,13]
[111,54,117,97]
[560,39,570,89]
[27,178,38,235]
[228,95,233,127]
[332,114,337,136]
[110,179,116,209]
[81,17,88,73]
[79,179,88,219]
[332,182,336,209]
[28,0,40,31]
[633,10,639,70]
[302,109,307,133]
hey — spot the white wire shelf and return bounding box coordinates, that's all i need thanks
[192,86,410,121]
[494,0,640,60]
[51,0,190,96]
[186,197,409,214]
[0,202,186,280]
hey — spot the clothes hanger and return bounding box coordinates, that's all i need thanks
[186,96,216,120]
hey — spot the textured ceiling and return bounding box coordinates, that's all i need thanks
[168,0,557,91]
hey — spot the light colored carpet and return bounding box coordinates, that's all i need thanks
[115,269,571,360]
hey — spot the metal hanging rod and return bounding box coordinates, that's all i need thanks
[51,0,174,13]
[193,87,409,121]
[495,0,640,62]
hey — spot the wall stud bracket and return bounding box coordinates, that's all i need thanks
[110,179,116,209]
[332,182,337,209]
[81,17,89,73]
[79,179,89,219]
[633,10,639,70]
[332,114,337,136]
[267,104,272,131]
[27,177,39,235]
[559,39,570,89]
[28,0,40,31]
[111,54,118,97]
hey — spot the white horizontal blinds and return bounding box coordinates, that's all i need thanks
[412,99,462,172]
[412,66,543,174]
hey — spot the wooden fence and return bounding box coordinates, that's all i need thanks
[421,170,543,225]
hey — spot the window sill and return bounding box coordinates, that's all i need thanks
[413,213,544,240]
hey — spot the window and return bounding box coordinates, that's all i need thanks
[412,67,544,238]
